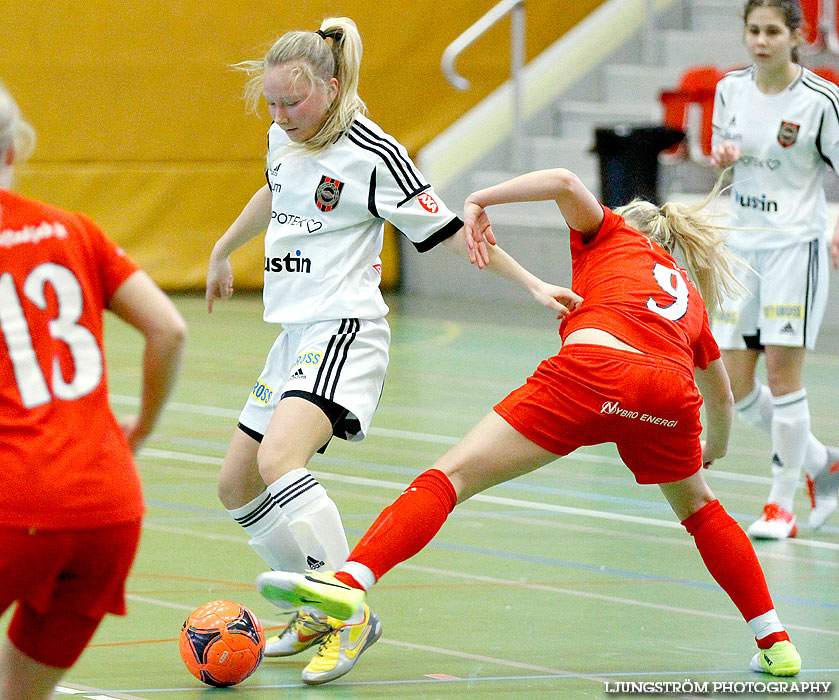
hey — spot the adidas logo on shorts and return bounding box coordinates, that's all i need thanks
[780,322,795,335]
[306,555,326,570]
[290,367,306,380]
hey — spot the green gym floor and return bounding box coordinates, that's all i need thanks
[16,294,839,699]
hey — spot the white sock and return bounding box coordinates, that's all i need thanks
[768,390,810,512]
[736,382,827,477]
[267,468,349,571]
[340,561,377,591]
[747,609,784,641]
[227,491,307,572]
[735,382,774,433]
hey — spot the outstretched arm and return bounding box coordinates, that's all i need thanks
[464,168,604,257]
[109,271,187,452]
[206,184,273,312]
[442,227,582,319]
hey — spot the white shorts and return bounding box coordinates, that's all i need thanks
[238,317,390,443]
[711,239,828,350]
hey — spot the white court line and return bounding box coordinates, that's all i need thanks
[56,684,150,700]
[139,520,839,638]
[139,447,839,553]
[124,593,616,687]
[111,394,774,486]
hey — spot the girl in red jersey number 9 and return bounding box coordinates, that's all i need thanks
[257,168,802,678]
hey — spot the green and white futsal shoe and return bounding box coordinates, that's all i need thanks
[263,610,331,657]
[750,640,801,677]
[256,570,365,621]
[301,604,382,685]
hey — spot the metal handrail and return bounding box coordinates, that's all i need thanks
[441,0,526,166]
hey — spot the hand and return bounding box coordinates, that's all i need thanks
[831,227,839,271]
[700,440,712,468]
[531,281,583,320]
[463,200,497,269]
[700,438,725,468]
[709,141,741,169]
[206,252,234,312]
[119,415,147,454]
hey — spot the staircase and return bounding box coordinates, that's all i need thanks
[404,0,747,300]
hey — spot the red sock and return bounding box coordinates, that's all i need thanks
[756,631,790,649]
[343,469,457,582]
[681,500,775,622]
[334,571,363,589]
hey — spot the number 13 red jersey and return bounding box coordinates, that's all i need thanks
[0,190,144,529]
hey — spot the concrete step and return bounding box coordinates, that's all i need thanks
[659,29,746,70]
[688,0,743,31]
[552,100,663,140]
[525,136,599,182]
[603,63,684,104]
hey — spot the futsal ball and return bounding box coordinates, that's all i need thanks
[179,600,265,687]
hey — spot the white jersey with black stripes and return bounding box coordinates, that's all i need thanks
[262,114,461,324]
[712,65,839,250]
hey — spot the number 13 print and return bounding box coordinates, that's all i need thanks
[0,264,103,408]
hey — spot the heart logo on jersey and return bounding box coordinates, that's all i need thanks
[306,220,322,233]
[777,121,799,148]
[315,176,344,211]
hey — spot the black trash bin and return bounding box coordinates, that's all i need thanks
[593,125,685,208]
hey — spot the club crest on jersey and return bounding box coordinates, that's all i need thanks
[777,121,799,148]
[315,176,344,212]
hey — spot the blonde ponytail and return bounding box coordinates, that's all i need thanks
[615,174,747,312]
[236,17,366,155]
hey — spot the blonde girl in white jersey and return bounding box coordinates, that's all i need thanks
[711,0,839,539]
[205,17,580,685]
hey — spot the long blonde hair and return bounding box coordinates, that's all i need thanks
[0,82,36,165]
[614,175,747,312]
[237,17,366,155]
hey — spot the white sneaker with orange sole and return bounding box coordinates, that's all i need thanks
[747,503,797,539]
[806,446,839,529]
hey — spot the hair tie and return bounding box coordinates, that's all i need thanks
[315,29,327,39]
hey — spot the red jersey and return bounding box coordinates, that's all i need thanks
[0,190,144,529]
[560,206,720,375]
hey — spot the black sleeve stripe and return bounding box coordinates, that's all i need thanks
[802,78,839,125]
[397,184,431,209]
[348,130,416,198]
[815,112,835,168]
[352,120,424,189]
[348,123,424,195]
[348,129,411,196]
[412,216,463,253]
[367,166,379,218]
[805,72,839,96]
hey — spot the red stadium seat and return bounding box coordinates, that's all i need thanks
[812,65,839,85]
[659,66,724,159]
[800,0,822,46]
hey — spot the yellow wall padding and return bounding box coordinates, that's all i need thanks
[2,0,605,291]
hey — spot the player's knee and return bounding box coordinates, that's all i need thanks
[255,445,303,486]
[217,463,264,510]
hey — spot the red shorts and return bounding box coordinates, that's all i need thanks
[0,520,141,668]
[494,344,704,484]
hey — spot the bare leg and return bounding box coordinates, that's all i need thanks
[435,411,559,502]
[0,638,65,700]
